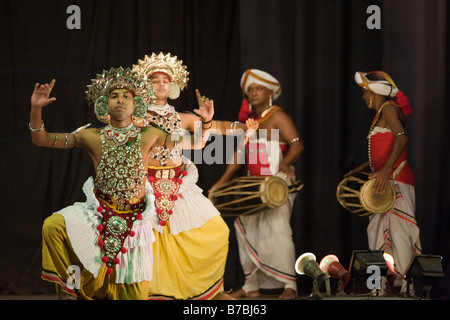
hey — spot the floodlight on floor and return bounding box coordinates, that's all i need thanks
[295,252,326,299]
[405,254,444,299]
[319,254,351,293]
[348,250,388,294]
[349,249,388,277]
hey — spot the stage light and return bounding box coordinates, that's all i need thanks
[383,253,394,272]
[319,254,351,293]
[382,253,396,293]
[405,254,444,299]
[348,250,388,294]
[349,249,388,277]
[295,252,327,299]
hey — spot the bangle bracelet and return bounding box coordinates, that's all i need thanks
[230,121,239,134]
[52,134,58,148]
[71,133,77,148]
[29,120,45,132]
[289,137,300,145]
[202,122,213,130]
[64,133,68,149]
[202,118,213,124]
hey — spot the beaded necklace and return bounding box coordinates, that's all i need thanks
[95,127,147,204]
[145,104,182,134]
[103,123,139,146]
[146,104,183,166]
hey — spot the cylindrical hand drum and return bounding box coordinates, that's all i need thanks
[209,176,295,216]
[336,172,395,216]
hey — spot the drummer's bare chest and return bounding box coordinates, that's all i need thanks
[254,120,279,140]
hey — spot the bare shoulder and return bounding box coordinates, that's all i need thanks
[381,103,405,127]
[76,127,100,140]
[73,127,101,149]
[272,108,295,124]
[382,103,403,118]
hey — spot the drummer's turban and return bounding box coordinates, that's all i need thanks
[355,71,413,116]
[239,69,282,121]
[240,69,282,101]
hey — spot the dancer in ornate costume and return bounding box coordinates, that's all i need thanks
[345,71,421,294]
[210,69,304,299]
[129,52,257,300]
[32,67,210,299]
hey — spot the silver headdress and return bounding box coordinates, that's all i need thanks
[86,67,154,124]
[133,52,189,99]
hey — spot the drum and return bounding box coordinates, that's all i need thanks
[336,172,395,216]
[209,176,303,216]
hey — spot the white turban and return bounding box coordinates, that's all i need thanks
[240,69,282,101]
[354,71,399,97]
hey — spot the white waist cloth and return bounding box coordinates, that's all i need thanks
[234,172,298,291]
[57,177,156,284]
[149,157,221,235]
[367,180,421,276]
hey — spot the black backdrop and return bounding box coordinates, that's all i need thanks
[1,0,449,298]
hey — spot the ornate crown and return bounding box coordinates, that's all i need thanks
[85,67,154,105]
[132,52,189,91]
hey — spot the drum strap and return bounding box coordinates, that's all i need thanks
[392,160,407,179]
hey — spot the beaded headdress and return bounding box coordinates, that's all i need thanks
[133,52,189,99]
[86,67,154,124]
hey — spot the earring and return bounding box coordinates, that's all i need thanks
[249,103,252,111]
[94,96,110,123]
[168,82,180,100]
[269,95,273,107]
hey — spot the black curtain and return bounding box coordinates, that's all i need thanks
[1,0,449,298]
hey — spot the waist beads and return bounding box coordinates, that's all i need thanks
[95,194,145,275]
[148,165,188,226]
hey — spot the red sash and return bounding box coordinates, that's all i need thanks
[370,132,415,185]
[246,106,289,176]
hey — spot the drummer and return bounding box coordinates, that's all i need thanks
[210,69,304,299]
[345,71,421,295]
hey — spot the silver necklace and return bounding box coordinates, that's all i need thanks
[104,123,139,145]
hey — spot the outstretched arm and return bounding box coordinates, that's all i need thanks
[343,162,370,178]
[29,79,77,149]
[194,90,250,134]
[181,89,249,135]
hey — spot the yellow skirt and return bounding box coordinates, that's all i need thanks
[148,215,230,300]
[41,214,149,300]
